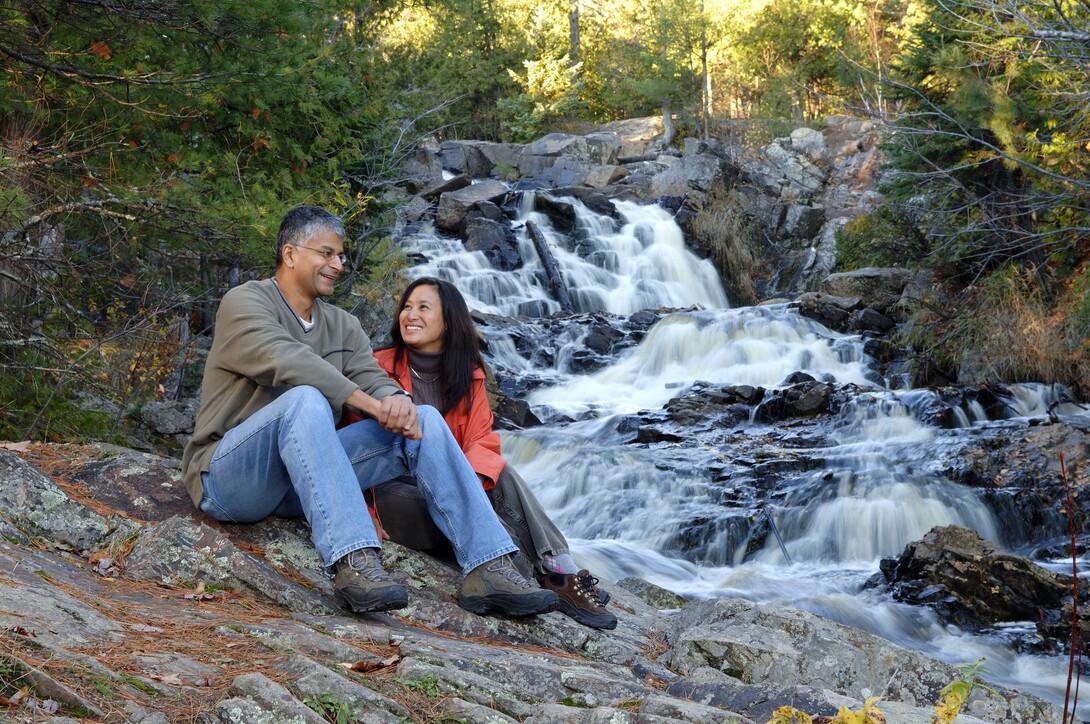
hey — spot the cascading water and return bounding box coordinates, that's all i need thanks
[400,189,1090,715]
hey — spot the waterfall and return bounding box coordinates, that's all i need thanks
[401,193,728,317]
[399,191,1090,715]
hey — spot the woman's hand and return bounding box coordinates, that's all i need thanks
[347,389,421,440]
[377,393,421,440]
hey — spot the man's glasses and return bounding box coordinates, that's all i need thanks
[294,245,347,265]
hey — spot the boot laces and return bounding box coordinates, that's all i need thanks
[487,556,531,590]
[575,570,600,602]
[345,549,389,582]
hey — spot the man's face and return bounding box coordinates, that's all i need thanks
[286,229,345,299]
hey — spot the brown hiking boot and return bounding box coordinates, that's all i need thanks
[540,570,617,630]
[459,555,558,617]
[333,548,408,613]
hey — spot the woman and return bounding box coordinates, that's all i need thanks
[370,276,616,630]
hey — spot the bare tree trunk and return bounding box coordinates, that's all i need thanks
[661,99,675,149]
[700,1,710,141]
[568,0,580,67]
[526,221,573,314]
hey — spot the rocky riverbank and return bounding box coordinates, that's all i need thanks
[0,444,1068,723]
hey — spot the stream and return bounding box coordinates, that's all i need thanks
[400,190,1090,716]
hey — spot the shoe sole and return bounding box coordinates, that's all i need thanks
[334,586,409,614]
[555,598,618,630]
[458,590,558,617]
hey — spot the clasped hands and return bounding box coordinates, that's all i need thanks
[346,388,421,440]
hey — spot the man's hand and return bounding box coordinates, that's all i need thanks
[346,388,421,439]
[376,393,420,440]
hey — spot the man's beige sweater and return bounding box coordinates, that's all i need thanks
[180,279,402,506]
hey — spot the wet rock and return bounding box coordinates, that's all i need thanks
[534,193,577,234]
[753,382,833,422]
[797,292,862,331]
[665,385,765,427]
[438,141,501,178]
[464,217,521,271]
[849,307,895,334]
[955,420,1090,543]
[583,323,624,355]
[418,173,471,201]
[547,186,619,218]
[636,425,686,444]
[879,524,1089,652]
[493,396,542,430]
[436,180,509,231]
[617,577,688,610]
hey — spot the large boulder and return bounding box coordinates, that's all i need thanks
[523,133,589,159]
[879,525,1089,652]
[743,140,827,200]
[436,179,510,231]
[666,597,1064,724]
[598,117,665,158]
[399,147,445,192]
[819,267,914,316]
[649,153,724,201]
[437,140,518,178]
[464,216,521,271]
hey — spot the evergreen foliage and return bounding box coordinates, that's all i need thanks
[2,0,1089,439]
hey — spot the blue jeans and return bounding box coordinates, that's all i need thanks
[199,385,517,573]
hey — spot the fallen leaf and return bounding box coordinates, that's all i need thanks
[342,654,401,673]
[0,441,32,452]
[150,673,184,686]
[183,582,216,601]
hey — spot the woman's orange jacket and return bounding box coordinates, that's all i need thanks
[372,347,506,489]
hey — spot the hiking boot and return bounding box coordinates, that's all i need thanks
[459,556,558,617]
[333,548,408,613]
[577,569,610,606]
[540,570,617,630]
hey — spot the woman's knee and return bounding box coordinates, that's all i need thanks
[416,404,445,431]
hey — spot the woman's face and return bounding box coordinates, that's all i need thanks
[399,284,446,353]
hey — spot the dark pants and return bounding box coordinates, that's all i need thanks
[371,464,569,578]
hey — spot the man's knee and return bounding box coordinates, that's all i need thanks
[282,385,329,412]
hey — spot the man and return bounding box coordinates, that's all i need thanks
[180,205,557,617]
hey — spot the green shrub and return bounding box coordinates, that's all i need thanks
[835,207,927,271]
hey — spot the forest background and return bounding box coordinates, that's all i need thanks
[0,0,1088,444]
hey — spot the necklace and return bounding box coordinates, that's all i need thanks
[409,365,440,383]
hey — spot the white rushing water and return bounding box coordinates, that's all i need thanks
[401,190,1090,715]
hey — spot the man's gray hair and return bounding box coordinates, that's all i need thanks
[275,206,345,266]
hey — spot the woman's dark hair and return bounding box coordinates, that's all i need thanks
[388,277,482,415]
